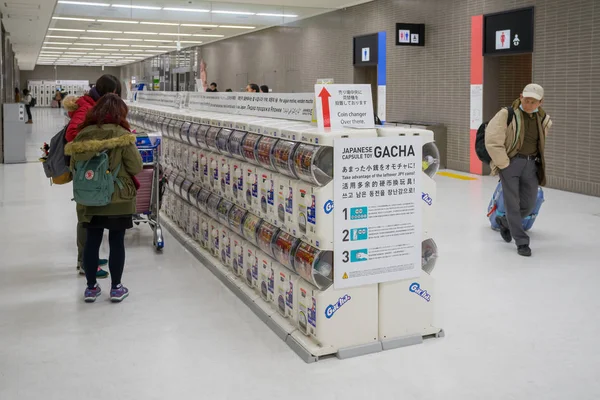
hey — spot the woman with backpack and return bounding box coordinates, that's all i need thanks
[64,94,143,303]
[64,74,122,278]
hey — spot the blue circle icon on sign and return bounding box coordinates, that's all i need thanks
[324,200,334,214]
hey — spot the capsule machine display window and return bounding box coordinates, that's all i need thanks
[205,126,222,153]
[293,144,334,187]
[228,130,248,161]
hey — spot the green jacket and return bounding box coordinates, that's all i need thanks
[65,124,143,223]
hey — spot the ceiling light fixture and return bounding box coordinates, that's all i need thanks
[180,23,218,28]
[52,16,96,21]
[145,50,165,52]
[192,34,224,38]
[87,29,122,33]
[140,21,180,26]
[95,49,112,51]
[102,44,130,47]
[124,31,156,35]
[111,4,161,10]
[219,25,255,29]
[130,45,156,48]
[48,28,86,32]
[97,19,140,24]
[71,42,102,45]
[163,7,209,12]
[256,13,298,17]
[178,40,203,44]
[42,47,68,50]
[159,33,191,36]
[143,39,172,42]
[113,38,143,41]
[57,1,110,6]
[211,10,255,15]
[79,36,112,40]
[68,47,95,50]
[44,42,73,45]
[158,45,177,48]
[46,35,79,39]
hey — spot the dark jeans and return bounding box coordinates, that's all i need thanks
[499,157,539,246]
[25,105,32,121]
[84,228,126,289]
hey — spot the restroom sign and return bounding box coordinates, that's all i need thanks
[361,47,370,62]
[495,29,511,50]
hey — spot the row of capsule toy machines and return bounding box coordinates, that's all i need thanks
[128,101,441,358]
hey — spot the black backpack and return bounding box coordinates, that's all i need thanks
[30,97,37,107]
[474,107,515,164]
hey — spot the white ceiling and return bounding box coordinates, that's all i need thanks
[1,0,373,70]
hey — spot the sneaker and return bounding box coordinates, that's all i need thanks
[84,284,102,303]
[96,267,109,279]
[495,216,512,243]
[110,284,129,303]
[518,245,532,257]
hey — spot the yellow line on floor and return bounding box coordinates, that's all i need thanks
[436,171,478,181]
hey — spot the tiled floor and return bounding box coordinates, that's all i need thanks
[1,107,600,399]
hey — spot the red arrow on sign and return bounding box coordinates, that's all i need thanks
[318,87,332,128]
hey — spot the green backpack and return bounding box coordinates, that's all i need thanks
[73,151,123,207]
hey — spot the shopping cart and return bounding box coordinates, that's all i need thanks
[133,134,165,251]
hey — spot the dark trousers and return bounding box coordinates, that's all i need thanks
[25,105,32,121]
[84,228,126,289]
[499,157,539,246]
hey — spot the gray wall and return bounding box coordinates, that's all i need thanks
[20,66,120,88]
[120,0,600,197]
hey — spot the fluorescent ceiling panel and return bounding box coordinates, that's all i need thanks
[256,13,298,17]
[219,25,255,29]
[140,22,179,26]
[48,28,86,32]
[52,16,95,21]
[57,1,110,6]
[180,24,218,28]
[44,42,73,45]
[113,38,143,41]
[111,4,161,10]
[159,33,191,36]
[79,37,111,40]
[124,31,156,35]
[46,35,79,39]
[211,10,255,15]
[163,7,209,13]
[193,34,224,38]
[87,30,122,33]
[97,19,140,24]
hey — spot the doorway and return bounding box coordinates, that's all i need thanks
[482,53,532,174]
[353,66,378,116]
[483,54,532,122]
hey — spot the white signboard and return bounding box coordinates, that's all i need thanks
[495,29,511,50]
[410,34,419,44]
[186,92,314,121]
[333,136,422,289]
[470,84,483,130]
[236,92,314,121]
[188,92,239,113]
[314,84,374,129]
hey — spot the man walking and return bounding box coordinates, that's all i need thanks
[485,83,552,256]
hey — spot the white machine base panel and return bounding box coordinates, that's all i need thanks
[161,214,443,363]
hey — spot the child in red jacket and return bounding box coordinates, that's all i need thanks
[65,74,122,278]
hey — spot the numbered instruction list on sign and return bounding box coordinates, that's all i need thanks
[333,136,422,289]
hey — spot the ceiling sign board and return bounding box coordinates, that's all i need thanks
[353,34,378,66]
[395,23,425,46]
[484,7,534,55]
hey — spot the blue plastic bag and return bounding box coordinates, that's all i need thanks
[487,182,544,231]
